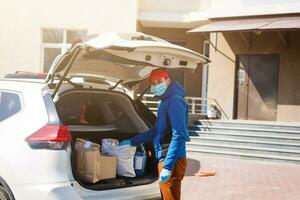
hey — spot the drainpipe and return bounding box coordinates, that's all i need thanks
[201,40,210,113]
[201,63,208,114]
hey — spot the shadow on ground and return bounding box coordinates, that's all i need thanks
[185,158,201,176]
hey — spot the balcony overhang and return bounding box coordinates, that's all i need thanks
[138,11,209,29]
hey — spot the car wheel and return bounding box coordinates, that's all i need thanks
[0,186,10,200]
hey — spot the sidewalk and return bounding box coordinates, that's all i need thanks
[182,153,300,200]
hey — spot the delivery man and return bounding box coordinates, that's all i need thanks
[119,69,189,200]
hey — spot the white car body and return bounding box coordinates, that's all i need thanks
[0,32,209,200]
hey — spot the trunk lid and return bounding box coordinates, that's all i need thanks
[46,32,210,85]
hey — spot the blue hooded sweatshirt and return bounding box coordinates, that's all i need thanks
[130,82,189,171]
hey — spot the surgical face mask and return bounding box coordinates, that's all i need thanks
[150,81,168,96]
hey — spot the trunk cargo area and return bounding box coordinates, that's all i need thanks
[70,130,157,190]
[55,89,158,190]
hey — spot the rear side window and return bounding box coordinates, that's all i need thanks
[0,91,22,122]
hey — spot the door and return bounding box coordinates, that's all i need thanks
[236,54,279,121]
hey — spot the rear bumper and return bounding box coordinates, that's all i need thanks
[73,180,161,200]
[10,182,81,200]
[10,181,161,200]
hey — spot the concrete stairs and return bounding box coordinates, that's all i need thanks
[187,120,300,164]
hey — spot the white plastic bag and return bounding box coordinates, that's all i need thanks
[101,138,119,156]
[101,139,136,177]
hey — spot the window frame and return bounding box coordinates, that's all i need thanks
[40,28,87,72]
[0,89,24,123]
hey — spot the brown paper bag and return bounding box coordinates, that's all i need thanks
[99,154,117,180]
[75,138,101,183]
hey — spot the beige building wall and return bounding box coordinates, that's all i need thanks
[207,30,300,122]
[0,0,138,77]
[207,33,236,119]
[140,0,210,13]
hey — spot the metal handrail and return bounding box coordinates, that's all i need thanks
[137,94,229,119]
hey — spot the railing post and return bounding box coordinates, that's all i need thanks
[204,98,208,115]
[192,98,195,115]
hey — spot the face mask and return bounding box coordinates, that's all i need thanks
[150,81,168,96]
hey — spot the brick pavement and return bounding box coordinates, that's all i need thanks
[182,153,300,200]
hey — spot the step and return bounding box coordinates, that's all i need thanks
[194,120,300,131]
[189,125,300,134]
[189,136,300,150]
[189,130,300,140]
[187,141,300,157]
[189,134,300,145]
[187,138,300,151]
[195,119,300,127]
[186,147,300,164]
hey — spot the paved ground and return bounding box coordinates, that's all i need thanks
[182,153,300,200]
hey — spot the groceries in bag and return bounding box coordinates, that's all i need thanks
[75,138,117,183]
[101,138,136,177]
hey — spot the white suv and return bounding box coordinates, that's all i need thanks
[0,32,208,200]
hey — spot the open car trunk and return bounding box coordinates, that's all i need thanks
[55,89,158,191]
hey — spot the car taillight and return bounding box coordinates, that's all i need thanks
[26,125,72,150]
[36,72,48,77]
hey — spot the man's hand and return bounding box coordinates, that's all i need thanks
[159,168,171,183]
[119,140,131,146]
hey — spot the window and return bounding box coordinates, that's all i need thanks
[0,91,22,122]
[41,28,87,72]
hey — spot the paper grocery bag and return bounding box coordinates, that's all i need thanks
[75,139,85,173]
[75,138,101,183]
[81,151,101,183]
[99,154,117,180]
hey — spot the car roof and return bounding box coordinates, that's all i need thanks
[0,78,46,83]
[0,78,46,92]
[0,78,124,94]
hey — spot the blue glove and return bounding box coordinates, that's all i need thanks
[159,168,171,183]
[119,140,131,146]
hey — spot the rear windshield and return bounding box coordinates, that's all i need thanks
[56,91,146,133]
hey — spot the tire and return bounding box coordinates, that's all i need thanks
[0,186,10,200]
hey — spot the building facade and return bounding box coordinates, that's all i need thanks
[1,0,300,122]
